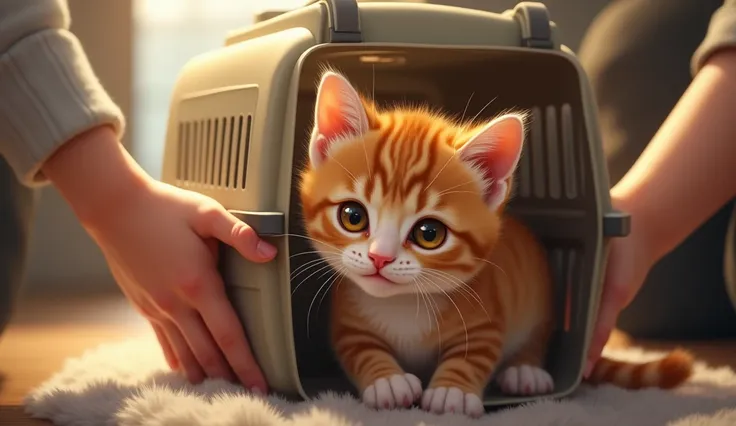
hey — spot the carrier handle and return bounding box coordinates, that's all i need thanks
[230,210,285,236]
[512,2,553,49]
[602,210,631,238]
[304,0,362,43]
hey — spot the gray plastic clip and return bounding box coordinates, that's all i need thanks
[603,210,631,238]
[229,210,286,236]
[512,2,553,49]
[306,0,362,43]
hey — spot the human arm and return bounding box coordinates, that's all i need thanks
[584,1,736,374]
[612,47,736,261]
[1,1,276,392]
[0,0,124,186]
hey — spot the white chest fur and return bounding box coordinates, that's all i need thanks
[348,287,448,372]
[347,286,541,377]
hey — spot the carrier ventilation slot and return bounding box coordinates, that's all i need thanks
[549,246,582,333]
[519,105,582,200]
[176,114,252,189]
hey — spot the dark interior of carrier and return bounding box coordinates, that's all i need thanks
[287,45,599,403]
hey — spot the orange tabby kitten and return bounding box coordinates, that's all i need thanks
[298,70,692,417]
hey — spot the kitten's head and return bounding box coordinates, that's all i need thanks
[298,71,525,298]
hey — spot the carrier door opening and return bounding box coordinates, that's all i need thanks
[288,45,599,404]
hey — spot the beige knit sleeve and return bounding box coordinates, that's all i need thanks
[692,0,736,75]
[0,0,126,187]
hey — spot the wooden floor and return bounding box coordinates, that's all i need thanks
[1,293,736,425]
[0,292,150,425]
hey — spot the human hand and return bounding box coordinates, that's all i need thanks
[42,126,277,392]
[85,180,277,391]
[583,196,657,377]
[93,180,276,390]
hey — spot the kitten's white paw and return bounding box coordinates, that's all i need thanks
[497,365,554,395]
[421,387,484,418]
[362,373,422,409]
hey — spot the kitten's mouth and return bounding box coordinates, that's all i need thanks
[364,273,395,285]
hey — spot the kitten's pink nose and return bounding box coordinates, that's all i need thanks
[368,252,396,270]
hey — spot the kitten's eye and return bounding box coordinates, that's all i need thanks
[338,201,368,233]
[411,219,447,250]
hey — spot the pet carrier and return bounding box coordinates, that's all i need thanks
[159,0,630,407]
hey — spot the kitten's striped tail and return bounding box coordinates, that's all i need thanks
[585,349,694,389]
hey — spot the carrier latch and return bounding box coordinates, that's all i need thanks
[603,210,631,238]
[230,210,286,236]
[306,0,362,43]
[512,2,554,49]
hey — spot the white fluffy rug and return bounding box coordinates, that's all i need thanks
[23,332,736,426]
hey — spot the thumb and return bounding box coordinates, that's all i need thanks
[196,205,277,263]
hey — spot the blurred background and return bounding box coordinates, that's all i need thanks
[14,0,736,343]
[3,1,736,409]
[23,0,613,296]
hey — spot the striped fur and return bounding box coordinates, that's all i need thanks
[297,70,692,416]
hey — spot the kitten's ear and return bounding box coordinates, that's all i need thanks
[457,114,525,209]
[309,71,370,168]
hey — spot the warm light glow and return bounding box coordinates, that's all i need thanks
[134,0,187,24]
[359,55,407,65]
[135,0,308,25]
[132,0,310,179]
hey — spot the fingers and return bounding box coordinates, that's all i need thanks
[175,269,268,392]
[584,262,631,377]
[152,285,235,383]
[159,318,206,384]
[195,274,268,392]
[584,305,617,377]
[173,310,236,383]
[194,204,277,262]
[151,322,179,371]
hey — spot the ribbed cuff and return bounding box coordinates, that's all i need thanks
[692,0,736,76]
[0,28,125,187]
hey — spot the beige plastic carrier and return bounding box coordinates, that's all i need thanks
[159,0,630,408]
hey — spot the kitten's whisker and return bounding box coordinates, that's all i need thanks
[468,96,498,126]
[290,255,340,281]
[414,278,432,329]
[335,273,346,293]
[411,279,421,320]
[459,92,475,125]
[290,249,341,259]
[424,94,484,192]
[290,257,327,279]
[472,257,509,279]
[422,274,469,359]
[423,268,482,307]
[416,275,443,355]
[273,233,343,253]
[306,263,338,292]
[435,190,480,197]
[421,270,473,305]
[435,179,478,196]
[328,152,359,186]
[291,262,337,296]
[421,276,443,323]
[306,267,342,338]
[423,153,456,193]
[315,268,346,323]
[423,269,492,325]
